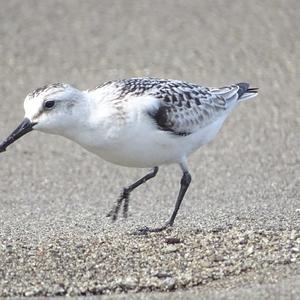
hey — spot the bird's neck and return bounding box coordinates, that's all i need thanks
[61,93,121,150]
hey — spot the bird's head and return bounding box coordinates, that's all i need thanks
[0,83,86,153]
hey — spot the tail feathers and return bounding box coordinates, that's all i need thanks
[236,82,258,101]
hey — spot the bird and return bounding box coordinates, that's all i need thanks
[0,77,258,233]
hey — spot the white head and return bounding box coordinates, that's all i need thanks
[25,83,87,133]
[0,83,87,152]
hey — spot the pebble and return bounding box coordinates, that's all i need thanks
[1,227,299,296]
[247,246,254,255]
[163,245,179,254]
[162,277,176,290]
[165,237,181,244]
[120,277,138,290]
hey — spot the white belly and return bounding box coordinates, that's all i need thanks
[80,116,227,168]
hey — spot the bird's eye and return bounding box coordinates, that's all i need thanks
[44,100,55,110]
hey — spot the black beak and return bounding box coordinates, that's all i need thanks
[0,118,36,153]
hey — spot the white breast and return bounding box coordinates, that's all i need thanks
[65,92,230,168]
[79,114,228,168]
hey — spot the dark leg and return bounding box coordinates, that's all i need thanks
[107,167,159,221]
[136,168,191,234]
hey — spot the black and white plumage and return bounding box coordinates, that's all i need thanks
[0,77,258,233]
[94,78,257,136]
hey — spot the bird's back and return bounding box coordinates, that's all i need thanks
[90,78,258,137]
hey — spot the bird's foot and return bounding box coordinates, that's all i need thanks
[133,221,173,235]
[106,188,130,221]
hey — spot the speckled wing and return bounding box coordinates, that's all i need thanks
[146,80,240,136]
[94,78,242,136]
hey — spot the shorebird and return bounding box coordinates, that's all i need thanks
[0,78,258,233]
